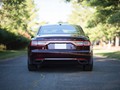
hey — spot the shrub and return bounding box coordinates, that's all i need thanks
[0,28,30,50]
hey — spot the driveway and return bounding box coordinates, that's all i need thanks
[0,55,120,90]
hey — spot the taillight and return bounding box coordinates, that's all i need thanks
[31,41,46,46]
[37,41,46,45]
[83,41,91,46]
[75,41,90,46]
[75,41,84,46]
[31,41,38,46]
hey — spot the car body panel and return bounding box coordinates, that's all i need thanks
[28,24,93,71]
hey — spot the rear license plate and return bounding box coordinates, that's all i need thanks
[55,44,66,49]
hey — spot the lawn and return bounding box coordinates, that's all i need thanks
[0,50,27,60]
[93,46,120,60]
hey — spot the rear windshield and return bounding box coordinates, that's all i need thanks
[38,25,85,36]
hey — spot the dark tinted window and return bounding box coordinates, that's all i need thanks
[38,25,85,36]
[74,25,85,36]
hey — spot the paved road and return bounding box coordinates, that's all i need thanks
[0,55,120,90]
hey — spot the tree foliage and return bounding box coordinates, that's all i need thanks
[84,0,120,41]
[68,1,94,27]
[0,0,36,49]
[0,28,30,49]
[67,1,95,40]
[0,0,36,31]
[67,0,120,45]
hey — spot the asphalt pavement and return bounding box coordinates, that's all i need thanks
[0,55,120,90]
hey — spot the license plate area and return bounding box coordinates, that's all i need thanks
[48,43,76,49]
[55,44,66,49]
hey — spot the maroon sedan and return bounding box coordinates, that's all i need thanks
[28,24,93,71]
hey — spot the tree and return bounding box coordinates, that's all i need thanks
[85,0,120,46]
[68,1,94,30]
[67,0,120,46]
[0,0,36,49]
[0,0,36,32]
[67,1,97,41]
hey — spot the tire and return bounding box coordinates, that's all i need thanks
[27,59,37,71]
[28,63,37,71]
[84,64,93,71]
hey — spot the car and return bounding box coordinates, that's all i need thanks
[28,24,93,71]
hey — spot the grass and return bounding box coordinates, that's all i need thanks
[0,50,27,60]
[93,47,120,60]
[96,51,120,60]
[1,47,120,60]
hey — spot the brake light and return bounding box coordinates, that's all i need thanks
[31,41,46,46]
[84,41,91,46]
[38,41,46,45]
[75,41,90,46]
[31,41,37,46]
[75,41,84,46]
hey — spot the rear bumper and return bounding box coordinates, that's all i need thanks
[30,49,92,58]
[28,49,93,64]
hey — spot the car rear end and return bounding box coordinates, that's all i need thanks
[28,24,93,71]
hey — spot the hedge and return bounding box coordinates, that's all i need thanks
[0,28,30,50]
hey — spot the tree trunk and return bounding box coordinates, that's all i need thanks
[115,36,120,47]
[108,40,111,49]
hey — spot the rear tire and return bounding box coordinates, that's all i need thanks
[28,63,37,71]
[84,64,93,71]
[27,59,37,71]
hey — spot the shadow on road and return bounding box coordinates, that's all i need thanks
[33,63,91,73]
[29,56,120,73]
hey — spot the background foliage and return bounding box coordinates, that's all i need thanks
[0,0,36,50]
[67,0,120,46]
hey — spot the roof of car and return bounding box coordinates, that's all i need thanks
[41,23,70,26]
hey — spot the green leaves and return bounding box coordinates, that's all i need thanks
[107,11,120,25]
[67,0,120,44]
[0,0,36,49]
[0,28,30,50]
[1,0,36,31]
